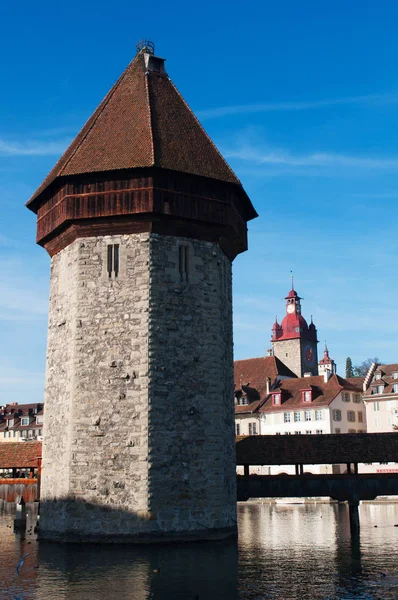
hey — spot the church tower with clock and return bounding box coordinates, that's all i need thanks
[271,285,318,377]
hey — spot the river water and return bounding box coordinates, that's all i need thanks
[1,502,398,599]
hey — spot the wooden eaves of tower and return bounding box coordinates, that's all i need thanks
[27,49,257,258]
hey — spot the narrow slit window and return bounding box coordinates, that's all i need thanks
[107,245,113,278]
[113,244,119,278]
[107,244,120,279]
[179,245,189,282]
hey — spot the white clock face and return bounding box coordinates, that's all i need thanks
[287,304,295,314]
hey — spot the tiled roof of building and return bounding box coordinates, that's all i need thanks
[28,50,241,206]
[234,356,296,414]
[364,363,398,398]
[235,372,363,416]
[346,377,364,387]
[236,433,398,465]
[258,374,363,413]
[0,442,42,468]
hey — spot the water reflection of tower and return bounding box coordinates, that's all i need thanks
[37,540,238,600]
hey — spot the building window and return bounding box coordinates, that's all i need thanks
[303,391,312,402]
[393,384,398,393]
[393,372,398,380]
[236,423,240,436]
[38,429,42,436]
[305,430,312,434]
[284,413,291,423]
[333,409,342,421]
[276,432,281,435]
[374,402,380,412]
[305,411,312,422]
[358,412,364,423]
[375,373,381,380]
[315,410,323,421]
[273,393,281,405]
[285,432,291,435]
[348,429,356,433]
[316,430,323,434]
[353,394,361,403]
[294,412,301,422]
[21,418,29,426]
[36,416,43,424]
[294,431,302,435]
[377,385,384,394]
[335,428,341,434]
[8,419,14,427]
[347,411,356,422]
[107,244,120,278]
[343,393,350,402]
[375,417,381,428]
[248,422,257,435]
[21,430,27,438]
[179,245,189,282]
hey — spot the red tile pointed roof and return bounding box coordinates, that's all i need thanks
[28,50,240,207]
[0,442,42,468]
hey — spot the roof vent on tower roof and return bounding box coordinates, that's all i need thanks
[136,40,155,54]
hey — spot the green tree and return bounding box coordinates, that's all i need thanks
[345,357,354,378]
[352,357,380,378]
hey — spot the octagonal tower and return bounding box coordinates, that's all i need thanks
[27,43,257,542]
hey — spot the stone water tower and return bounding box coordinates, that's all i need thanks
[27,42,257,542]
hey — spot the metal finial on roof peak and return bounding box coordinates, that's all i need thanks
[290,270,294,290]
[136,40,155,55]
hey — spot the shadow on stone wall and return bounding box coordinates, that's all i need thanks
[38,497,237,544]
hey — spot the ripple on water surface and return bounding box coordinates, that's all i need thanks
[1,502,398,599]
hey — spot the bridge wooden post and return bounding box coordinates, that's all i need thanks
[349,501,360,534]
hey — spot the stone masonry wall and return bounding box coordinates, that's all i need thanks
[148,235,236,533]
[40,233,151,539]
[273,339,303,378]
[40,233,236,541]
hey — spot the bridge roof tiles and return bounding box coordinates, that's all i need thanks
[0,442,42,468]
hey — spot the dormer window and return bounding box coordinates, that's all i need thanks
[302,390,312,402]
[375,373,381,380]
[393,372,398,380]
[377,384,384,394]
[273,393,281,406]
[21,417,29,426]
[8,418,14,427]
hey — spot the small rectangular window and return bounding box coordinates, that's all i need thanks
[335,428,341,434]
[358,412,364,423]
[315,410,323,421]
[284,413,291,423]
[316,429,323,434]
[107,244,120,278]
[333,409,342,421]
[343,393,350,402]
[347,410,356,422]
[294,412,301,422]
[393,384,398,393]
[179,245,189,282]
[305,411,312,422]
[374,402,380,412]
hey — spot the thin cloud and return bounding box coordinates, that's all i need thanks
[0,137,71,157]
[225,145,398,171]
[197,91,398,120]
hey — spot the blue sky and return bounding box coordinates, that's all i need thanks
[1,0,398,402]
